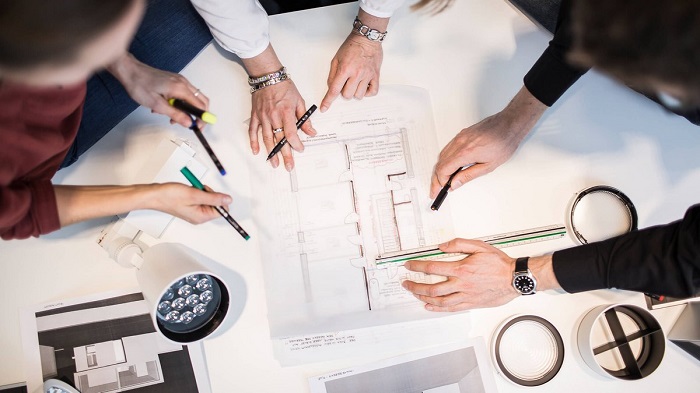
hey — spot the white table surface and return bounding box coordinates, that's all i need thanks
[2,1,700,392]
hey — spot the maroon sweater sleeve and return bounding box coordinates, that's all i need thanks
[0,81,85,240]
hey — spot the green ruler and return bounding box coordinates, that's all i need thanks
[375,224,566,266]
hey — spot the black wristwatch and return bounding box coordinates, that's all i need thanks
[512,257,537,295]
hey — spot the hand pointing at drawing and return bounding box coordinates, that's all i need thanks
[320,9,386,112]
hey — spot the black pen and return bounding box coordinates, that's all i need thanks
[168,99,226,176]
[645,293,666,302]
[180,167,250,240]
[266,105,317,161]
[431,166,467,211]
[188,117,227,176]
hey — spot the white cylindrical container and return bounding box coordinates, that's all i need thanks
[577,303,664,380]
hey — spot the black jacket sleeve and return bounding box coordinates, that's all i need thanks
[552,204,700,298]
[523,0,590,106]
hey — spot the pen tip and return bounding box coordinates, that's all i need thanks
[244,235,250,241]
[219,169,226,176]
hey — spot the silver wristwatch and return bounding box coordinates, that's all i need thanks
[352,17,387,42]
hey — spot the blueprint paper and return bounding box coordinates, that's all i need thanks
[251,86,455,338]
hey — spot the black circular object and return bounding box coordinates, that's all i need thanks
[492,315,565,386]
[157,275,230,343]
[570,185,638,244]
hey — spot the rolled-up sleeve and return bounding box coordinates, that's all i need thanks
[359,0,405,18]
[190,0,270,59]
[0,180,60,240]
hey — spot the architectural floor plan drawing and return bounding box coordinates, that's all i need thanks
[253,86,455,337]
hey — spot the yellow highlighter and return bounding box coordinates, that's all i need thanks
[168,98,217,124]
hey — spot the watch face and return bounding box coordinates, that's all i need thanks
[514,275,536,294]
[368,30,381,40]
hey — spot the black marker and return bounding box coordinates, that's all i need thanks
[180,167,249,240]
[431,166,467,211]
[169,98,218,124]
[189,118,227,176]
[266,105,317,161]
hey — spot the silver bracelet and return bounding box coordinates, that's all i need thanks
[250,74,290,94]
[352,17,387,42]
[248,67,287,86]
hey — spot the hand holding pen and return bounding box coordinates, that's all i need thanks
[180,167,250,240]
[169,98,227,176]
[431,165,473,211]
[266,105,317,162]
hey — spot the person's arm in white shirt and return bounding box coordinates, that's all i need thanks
[190,0,405,171]
[320,0,405,111]
[190,0,314,172]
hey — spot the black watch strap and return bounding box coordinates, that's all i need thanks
[515,257,529,273]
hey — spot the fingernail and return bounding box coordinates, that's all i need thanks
[451,179,462,189]
[401,281,408,288]
[438,242,448,248]
[223,196,232,204]
[320,106,327,112]
[271,160,278,168]
[285,162,292,172]
[426,305,434,311]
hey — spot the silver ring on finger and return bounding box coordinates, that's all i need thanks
[193,89,201,97]
[273,127,284,134]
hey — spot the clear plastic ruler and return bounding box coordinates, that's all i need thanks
[375,224,566,267]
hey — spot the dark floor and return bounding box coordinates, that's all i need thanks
[260,0,355,15]
[0,386,27,393]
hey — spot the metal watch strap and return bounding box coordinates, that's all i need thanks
[515,257,529,273]
[352,17,387,42]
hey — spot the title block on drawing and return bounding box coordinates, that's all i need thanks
[120,139,207,238]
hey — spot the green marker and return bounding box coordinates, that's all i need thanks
[180,166,250,241]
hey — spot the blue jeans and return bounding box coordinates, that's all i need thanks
[61,0,213,168]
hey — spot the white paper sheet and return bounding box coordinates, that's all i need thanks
[19,289,212,393]
[252,86,456,341]
[273,315,472,366]
[308,338,498,393]
[120,139,207,238]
